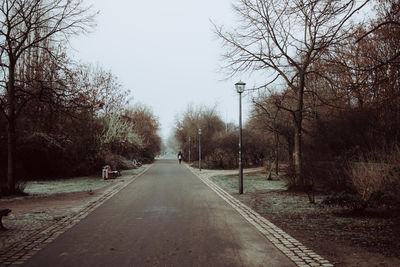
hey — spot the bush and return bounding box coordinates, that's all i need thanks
[321,191,367,211]
[349,161,400,209]
[101,152,136,171]
[282,163,297,190]
[302,160,349,191]
[18,132,69,179]
[189,160,215,170]
[349,162,389,201]
[302,107,399,192]
[323,149,400,211]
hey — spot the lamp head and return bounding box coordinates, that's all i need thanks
[235,81,246,93]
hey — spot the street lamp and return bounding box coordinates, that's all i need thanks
[198,128,202,171]
[189,136,191,164]
[235,81,245,194]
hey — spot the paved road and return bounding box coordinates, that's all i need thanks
[24,159,294,267]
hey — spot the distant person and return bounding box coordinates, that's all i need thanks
[178,151,183,164]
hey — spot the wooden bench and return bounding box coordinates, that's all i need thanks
[0,209,11,230]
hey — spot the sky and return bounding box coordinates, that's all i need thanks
[71,0,254,140]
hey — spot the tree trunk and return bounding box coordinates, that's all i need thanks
[7,118,16,193]
[7,63,16,193]
[287,136,294,166]
[294,122,303,188]
[275,133,279,175]
[294,78,305,189]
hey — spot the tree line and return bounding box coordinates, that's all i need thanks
[0,0,161,195]
[173,105,273,169]
[175,0,400,209]
[228,0,400,208]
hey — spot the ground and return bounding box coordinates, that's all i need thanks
[1,166,399,266]
[210,170,400,267]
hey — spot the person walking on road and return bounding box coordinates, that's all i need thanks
[178,151,183,164]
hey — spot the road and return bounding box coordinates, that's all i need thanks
[24,159,294,267]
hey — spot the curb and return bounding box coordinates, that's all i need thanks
[0,165,152,266]
[187,166,334,267]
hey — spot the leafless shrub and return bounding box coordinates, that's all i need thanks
[349,162,390,201]
[282,163,297,191]
[348,150,400,209]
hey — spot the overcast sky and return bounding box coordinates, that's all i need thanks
[71,0,254,140]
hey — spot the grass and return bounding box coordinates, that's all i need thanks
[23,166,147,196]
[24,176,111,195]
[210,172,287,194]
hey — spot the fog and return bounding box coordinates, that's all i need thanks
[71,0,254,140]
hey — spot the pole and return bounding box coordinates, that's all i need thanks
[198,129,202,171]
[189,136,191,163]
[239,92,243,194]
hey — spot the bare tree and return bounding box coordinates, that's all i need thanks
[215,0,370,188]
[0,0,96,192]
[250,92,295,175]
[174,104,225,161]
[74,63,130,117]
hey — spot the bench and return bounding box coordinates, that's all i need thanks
[102,165,121,180]
[109,170,121,179]
[0,209,11,230]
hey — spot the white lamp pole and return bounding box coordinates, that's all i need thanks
[235,81,245,194]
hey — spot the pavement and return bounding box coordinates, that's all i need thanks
[0,160,333,266]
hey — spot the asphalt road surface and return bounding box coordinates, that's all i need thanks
[24,159,294,267]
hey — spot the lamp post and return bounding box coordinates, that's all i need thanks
[235,81,245,194]
[189,136,191,163]
[198,128,202,171]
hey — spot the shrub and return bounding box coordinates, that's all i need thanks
[323,149,400,211]
[349,161,400,209]
[321,191,367,211]
[282,163,297,190]
[302,160,349,191]
[349,162,389,201]
[18,132,68,179]
[100,152,136,171]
